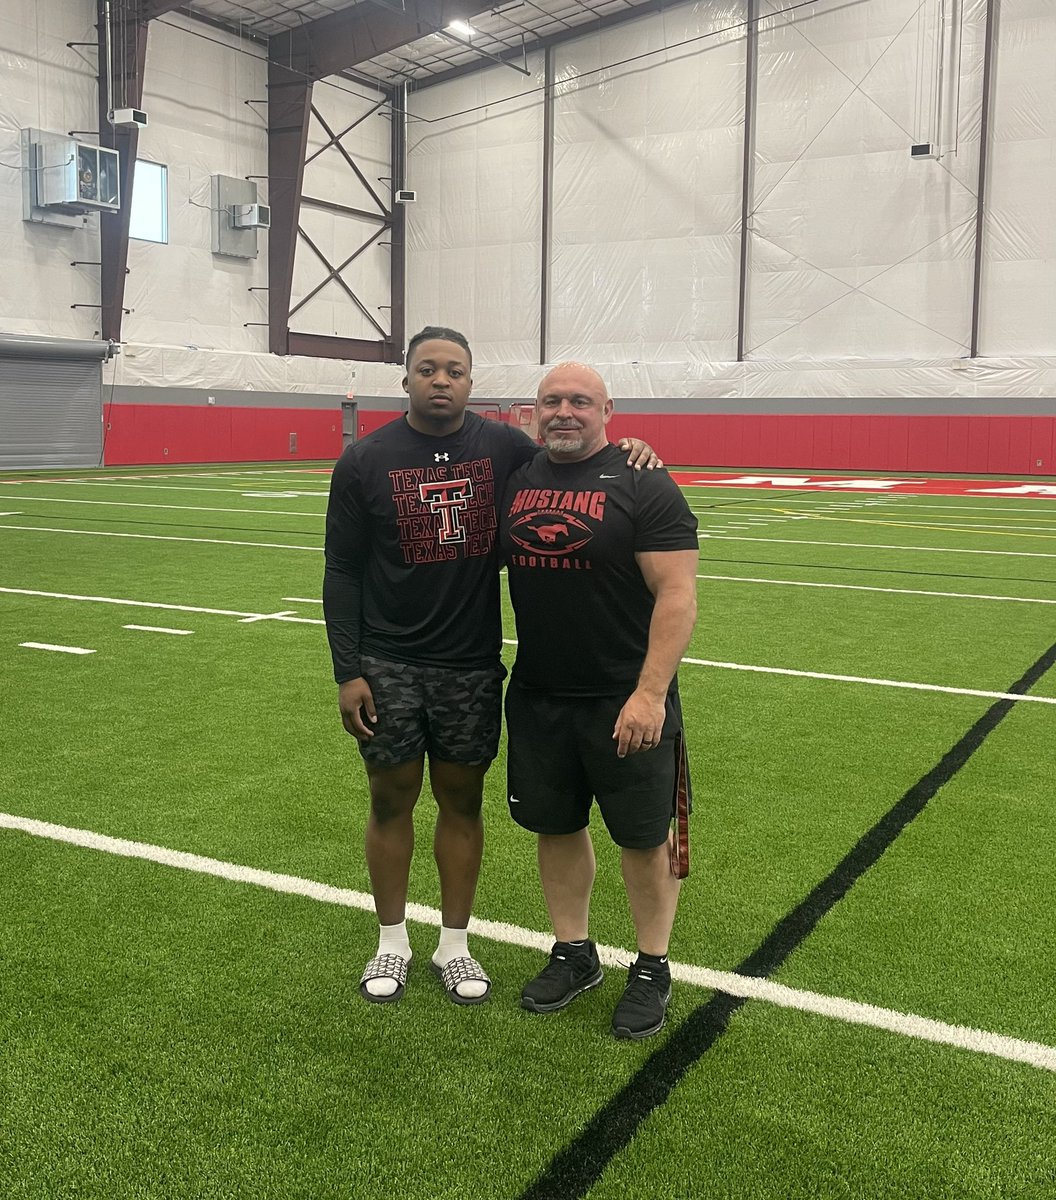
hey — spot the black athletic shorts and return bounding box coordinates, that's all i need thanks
[358,654,506,767]
[504,678,687,849]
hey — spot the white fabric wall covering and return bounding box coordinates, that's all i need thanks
[105,343,354,394]
[980,0,1056,355]
[0,0,107,341]
[747,0,986,360]
[124,15,268,353]
[550,3,747,365]
[405,59,545,363]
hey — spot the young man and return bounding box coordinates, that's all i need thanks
[499,361,699,1039]
[323,329,656,1005]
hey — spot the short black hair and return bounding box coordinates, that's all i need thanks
[406,325,472,367]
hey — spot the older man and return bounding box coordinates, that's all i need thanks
[499,362,699,1039]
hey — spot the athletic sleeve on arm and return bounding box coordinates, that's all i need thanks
[323,452,368,684]
[634,471,699,553]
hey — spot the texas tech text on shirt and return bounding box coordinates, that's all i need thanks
[388,457,497,563]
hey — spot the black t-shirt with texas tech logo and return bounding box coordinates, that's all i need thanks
[500,442,699,696]
[324,412,538,682]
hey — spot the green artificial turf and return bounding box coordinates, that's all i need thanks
[2,464,1055,1199]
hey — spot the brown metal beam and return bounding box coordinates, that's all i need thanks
[389,82,407,362]
[418,0,670,90]
[269,0,485,83]
[286,332,398,361]
[267,61,313,355]
[139,0,187,18]
[97,0,148,343]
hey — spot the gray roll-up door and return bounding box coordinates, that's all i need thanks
[0,336,114,470]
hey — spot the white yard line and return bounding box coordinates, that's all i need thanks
[5,480,329,497]
[283,596,323,604]
[8,495,325,518]
[1,810,1052,1074]
[123,625,194,635]
[696,574,1056,606]
[0,587,324,626]
[7,587,1052,703]
[699,534,1056,560]
[824,518,1056,536]
[683,658,1056,705]
[812,501,1056,519]
[0,524,321,552]
[19,642,95,655]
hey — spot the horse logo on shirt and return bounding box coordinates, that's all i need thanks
[509,511,592,555]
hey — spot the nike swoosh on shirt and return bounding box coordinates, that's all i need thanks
[599,474,620,479]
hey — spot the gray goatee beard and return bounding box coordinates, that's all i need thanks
[545,432,584,454]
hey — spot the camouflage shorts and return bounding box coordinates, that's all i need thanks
[358,654,506,767]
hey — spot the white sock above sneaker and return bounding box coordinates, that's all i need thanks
[433,925,488,1000]
[364,920,411,998]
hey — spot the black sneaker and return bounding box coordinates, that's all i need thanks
[521,941,604,1013]
[611,958,672,1039]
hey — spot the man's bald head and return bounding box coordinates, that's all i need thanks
[537,361,609,403]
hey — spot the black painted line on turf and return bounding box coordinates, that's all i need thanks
[518,638,1056,1200]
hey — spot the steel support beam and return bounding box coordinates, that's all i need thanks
[970,0,998,359]
[539,46,554,365]
[270,0,486,84]
[287,332,397,361]
[97,0,148,343]
[140,0,187,18]
[389,83,408,363]
[736,0,758,362]
[267,60,314,356]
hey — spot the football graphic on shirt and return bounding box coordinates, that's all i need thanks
[508,511,593,555]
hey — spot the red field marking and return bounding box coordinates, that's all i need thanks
[671,472,1056,499]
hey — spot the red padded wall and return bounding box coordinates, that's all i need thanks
[103,404,342,466]
[103,404,1056,476]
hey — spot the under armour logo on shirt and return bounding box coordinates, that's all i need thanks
[435,452,450,463]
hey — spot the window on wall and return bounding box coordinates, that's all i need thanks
[129,160,168,244]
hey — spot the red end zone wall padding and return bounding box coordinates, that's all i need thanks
[606,413,1056,476]
[101,406,1056,475]
[103,404,343,466]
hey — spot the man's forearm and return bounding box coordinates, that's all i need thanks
[636,589,697,698]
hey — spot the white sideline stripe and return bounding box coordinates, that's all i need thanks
[683,658,1056,705]
[672,966,1056,1073]
[820,501,1056,518]
[699,533,1056,560]
[43,480,330,497]
[123,625,194,635]
[1,810,1052,1075]
[7,587,1051,705]
[0,587,324,626]
[697,573,1056,607]
[19,642,95,655]
[283,596,322,604]
[0,524,320,552]
[10,494,325,518]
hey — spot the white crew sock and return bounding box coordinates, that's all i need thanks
[364,920,411,998]
[433,925,488,1000]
